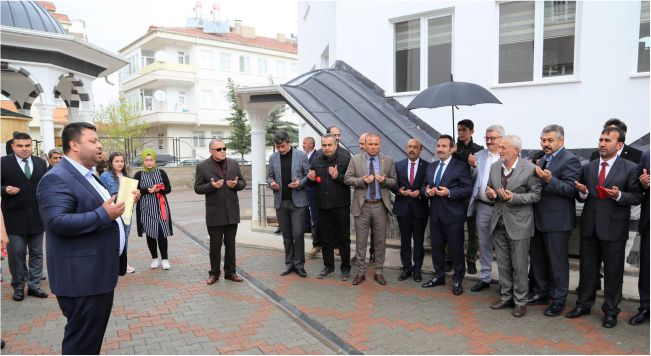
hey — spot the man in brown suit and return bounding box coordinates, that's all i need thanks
[194,139,246,284]
[344,133,397,286]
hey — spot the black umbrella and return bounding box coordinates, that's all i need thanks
[407,75,502,140]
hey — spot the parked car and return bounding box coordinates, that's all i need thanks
[130,153,176,167]
[178,159,202,166]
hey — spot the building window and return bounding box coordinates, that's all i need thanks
[239,56,250,73]
[193,130,206,147]
[499,1,577,84]
[275,61,286,78]
[211,131,224,139]
[394,19,420,92]
[178,51,189,64]
[219,52,231,71]
[639,0,650,73]
[200,89,215,108]
[427,15,452,86]
[258,57,268,75]
[200,49,214,68]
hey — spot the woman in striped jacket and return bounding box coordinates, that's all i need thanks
[134,148,173,270]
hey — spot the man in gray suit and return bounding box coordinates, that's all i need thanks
[344,133,397,286]
[267,131,310,277]
[529,125,581,316]
[567,127,642,328]
[485,135,541,317]
[467,125,505,293]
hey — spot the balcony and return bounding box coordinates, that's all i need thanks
[138,109,197,126]
[121,62,196,92]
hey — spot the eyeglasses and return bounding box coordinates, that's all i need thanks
[484,136,502,141]
[211,147,227,152]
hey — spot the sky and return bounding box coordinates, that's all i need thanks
[53,0,299,106]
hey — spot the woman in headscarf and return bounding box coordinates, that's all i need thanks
[134,148,173,270]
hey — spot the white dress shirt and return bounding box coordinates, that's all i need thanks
[15,155,32,178]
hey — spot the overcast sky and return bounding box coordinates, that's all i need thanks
[53,0,298,106]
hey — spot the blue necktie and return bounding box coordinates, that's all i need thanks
[434,162,445,187]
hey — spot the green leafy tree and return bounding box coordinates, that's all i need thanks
[94,98,148,157]
[265,104,298,149]
[225,78,251,161]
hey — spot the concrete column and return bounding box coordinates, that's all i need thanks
[248,106,272,228]
[35,103,56,153]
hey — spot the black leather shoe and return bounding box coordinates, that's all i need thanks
[398,269,412,281]
[544,303,565,317]
[628,308,650,325]
[422,277,445,288]
[452,281,463,296]
[27,288,48,298]
[602,314,617,328]
[527,294,549,305]
[467,262,477,275]
[490,299,515,310]
[280,266,295,276]
[12,289,24,302]
[317,267,334,279]
[297,268,307,278]
[471,280,490,292]
[413,271,422,282]
[565,306,591,318]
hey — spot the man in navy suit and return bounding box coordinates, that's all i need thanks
[421,135,472,295]
[303,136,321,257]
[37,122,140,354]
[529,125,581,316]
[393,139,429,282]
[567,127,642,328]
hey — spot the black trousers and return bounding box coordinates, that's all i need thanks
[397,210,426,273]
[530,230,570,303]
[576,237,627,316]
[146,235,168,260]
[640,226,649,310]
[430,221,465,282]
[277,200,306,268]
[207,224,238,277]
[305,189,319,247]
[318,206,351,272]
[56,291,114,355]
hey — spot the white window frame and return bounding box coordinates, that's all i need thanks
[257,57,268,75]
[633,0,650,77]
[492,1,582,88]
[192,130,206,148]
[219,52,231,72]
[389,7,455,96]
[239,55,251,73]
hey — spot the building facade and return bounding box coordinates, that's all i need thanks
[297,1,650,150]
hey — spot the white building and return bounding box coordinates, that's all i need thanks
[297,1,650,150]
[118,21,299,161]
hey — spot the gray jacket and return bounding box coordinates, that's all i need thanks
[267,148,310,209]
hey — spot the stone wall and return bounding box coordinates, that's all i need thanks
[160,164,254,189]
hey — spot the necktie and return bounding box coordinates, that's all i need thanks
[409,161,415,187]
[598,162,608,187]
[541,156,549,170]
[434,162,445,187]
[23,159,31,179]
[369,157,376,198]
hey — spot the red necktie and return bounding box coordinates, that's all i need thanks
[409,161,415,187]
[598,162,608,187]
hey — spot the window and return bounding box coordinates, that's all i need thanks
[395,19,420,92]
[498,1,577,84]
[140,89,153,111]
[219,52,231,71]
[427,16,452,86]
[177,51,189,64]
[192,130,206,147]
[274,61,286,78]
[200,49,214,68]
[211,131,224,139]
[257,57,268,75]
[200,89,215,108]
[176,91,188,112]
[239,55,250,73]
[638,0,650,73]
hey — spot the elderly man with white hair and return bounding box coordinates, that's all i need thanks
[485,134,541,318]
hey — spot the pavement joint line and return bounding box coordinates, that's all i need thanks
[172,221,363,355]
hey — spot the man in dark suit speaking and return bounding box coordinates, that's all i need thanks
[37,122,140,354]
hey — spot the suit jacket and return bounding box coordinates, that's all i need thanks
[392,158,429,219]
[36,158,122,297]
[1,153,48,235]
[578,156,642,241]
[344,152,397,216]
[488,159,542,239]
[467,148,494,217]
[194,158,246,227]
[533,148,582,232]
[267,148,310,209]
[639,149,650,234]
[590,144,643,164]
[422,157,472,224]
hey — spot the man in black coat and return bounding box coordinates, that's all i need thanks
[392,138,429,282]
[1,132,48,301]
[589,118,642,164]
[307,134,352,280]
[630,149,650,325]
[567,127,642,328]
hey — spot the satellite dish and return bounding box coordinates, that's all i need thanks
[154,90,167,101]
[154,51,166,62]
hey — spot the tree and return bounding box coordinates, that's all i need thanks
[265,104,298,149]
[225,78,251,161]
[94,98,148,157]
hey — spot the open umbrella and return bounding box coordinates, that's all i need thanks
[407,75,502,140]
